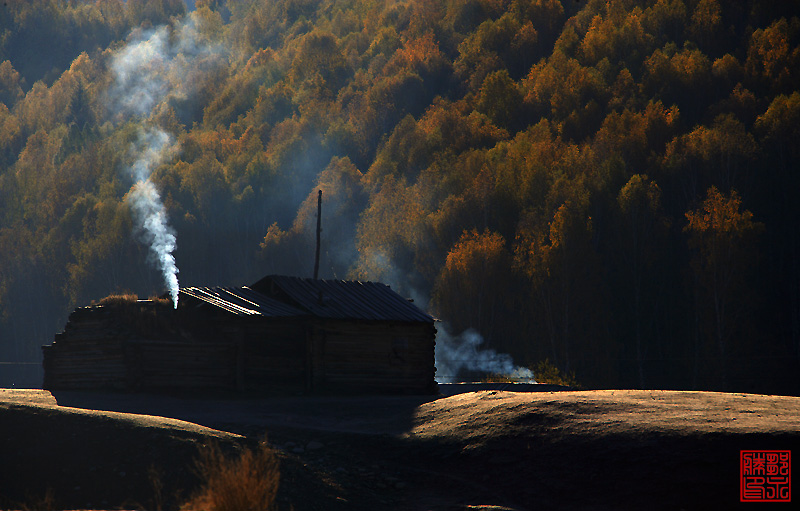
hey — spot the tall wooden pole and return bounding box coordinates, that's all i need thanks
[313,189,322,279]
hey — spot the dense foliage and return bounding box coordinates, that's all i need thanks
[1,0,798,393]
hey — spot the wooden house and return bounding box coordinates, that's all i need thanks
[42,276,437,394]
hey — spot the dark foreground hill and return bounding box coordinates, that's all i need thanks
[1,388,799,510]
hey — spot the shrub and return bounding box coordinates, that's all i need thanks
[533,359,581,388]
[181,439,280,511]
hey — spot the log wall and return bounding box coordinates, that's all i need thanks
[43,303,437,394]
[318,320,437,394]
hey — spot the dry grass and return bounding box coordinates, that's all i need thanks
[19,488,55,511]
[95,292,139,306]
[181,439,280,511]
[480,373,519,383]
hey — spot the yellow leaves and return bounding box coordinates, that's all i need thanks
[755,91,800,142]
[618,174,662,218]
[684,185,764,360]
[260,222,289,251]
[522,49,604,120]
[357,175,426,254]
[513,181,592,286]
[684,186,760,242]
[670,46,711,85]
[666,113,756,178]
[243,48,276,74]
[443,228,508,276]
[745,17,800,90]
[579,6,651,66]
[433,227,512,335]
[288,30,349,100]
[711,53,743,84]
[594,101,679,167]
[687,0,721,45]
[386,31,448,80]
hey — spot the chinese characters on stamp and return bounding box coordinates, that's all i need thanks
[741,450,791,502]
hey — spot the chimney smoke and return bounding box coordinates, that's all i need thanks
[108,12,226,307]
[126,127,179,308]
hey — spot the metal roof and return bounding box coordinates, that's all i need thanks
[179,286,307,317]
[251,275,434,323]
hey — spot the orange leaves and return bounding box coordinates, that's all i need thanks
[684,186,764,380]
[593,101,679,167]
[243,48,276,74]
[394,32,445,70]
[684,186,761,248]
[664,113,757,192]
[433,227,513,338]
[755,91,800,143]
[687,0,721,49]
[578,6,652,66]
[522,49,604,120]
[443,228,508,277]
[745,17,800,91]
[385,31,449,82]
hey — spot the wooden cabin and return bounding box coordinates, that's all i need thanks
[42,276,437,394]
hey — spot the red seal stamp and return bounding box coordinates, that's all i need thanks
[741,450,791,502]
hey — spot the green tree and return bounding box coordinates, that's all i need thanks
[0,60,24,107]
[476,69,523,130]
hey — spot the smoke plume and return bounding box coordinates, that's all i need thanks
[126,127,180,307]
[435,325,536,383]
[108,13,226,307]
[109,14,225,120]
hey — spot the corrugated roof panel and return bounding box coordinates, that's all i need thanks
[252,275,434,323]
[180,286,307,317]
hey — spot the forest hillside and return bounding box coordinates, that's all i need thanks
[1,0,799,393]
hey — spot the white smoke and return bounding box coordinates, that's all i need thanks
[435,325,536,383]
[126,127,180,308]
[108,13,226,307]
[108,14,225,120]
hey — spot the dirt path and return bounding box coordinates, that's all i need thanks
[1,388,799,510]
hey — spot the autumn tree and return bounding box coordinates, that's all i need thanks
[684,186,763,390]
[664,113,757,205]
[476,68,524,131]
[754,92,800,366]
[745,17,800,94]
[514,183,611,384]
[289,30,350,101]
[615,174,669,388]
[432,228,515,352]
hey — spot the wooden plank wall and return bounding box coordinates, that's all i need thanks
[127,340,236,390]
[319,321,436,394]
[43,304,437,395]
[43,307,128,390]
[222,321,308,392]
